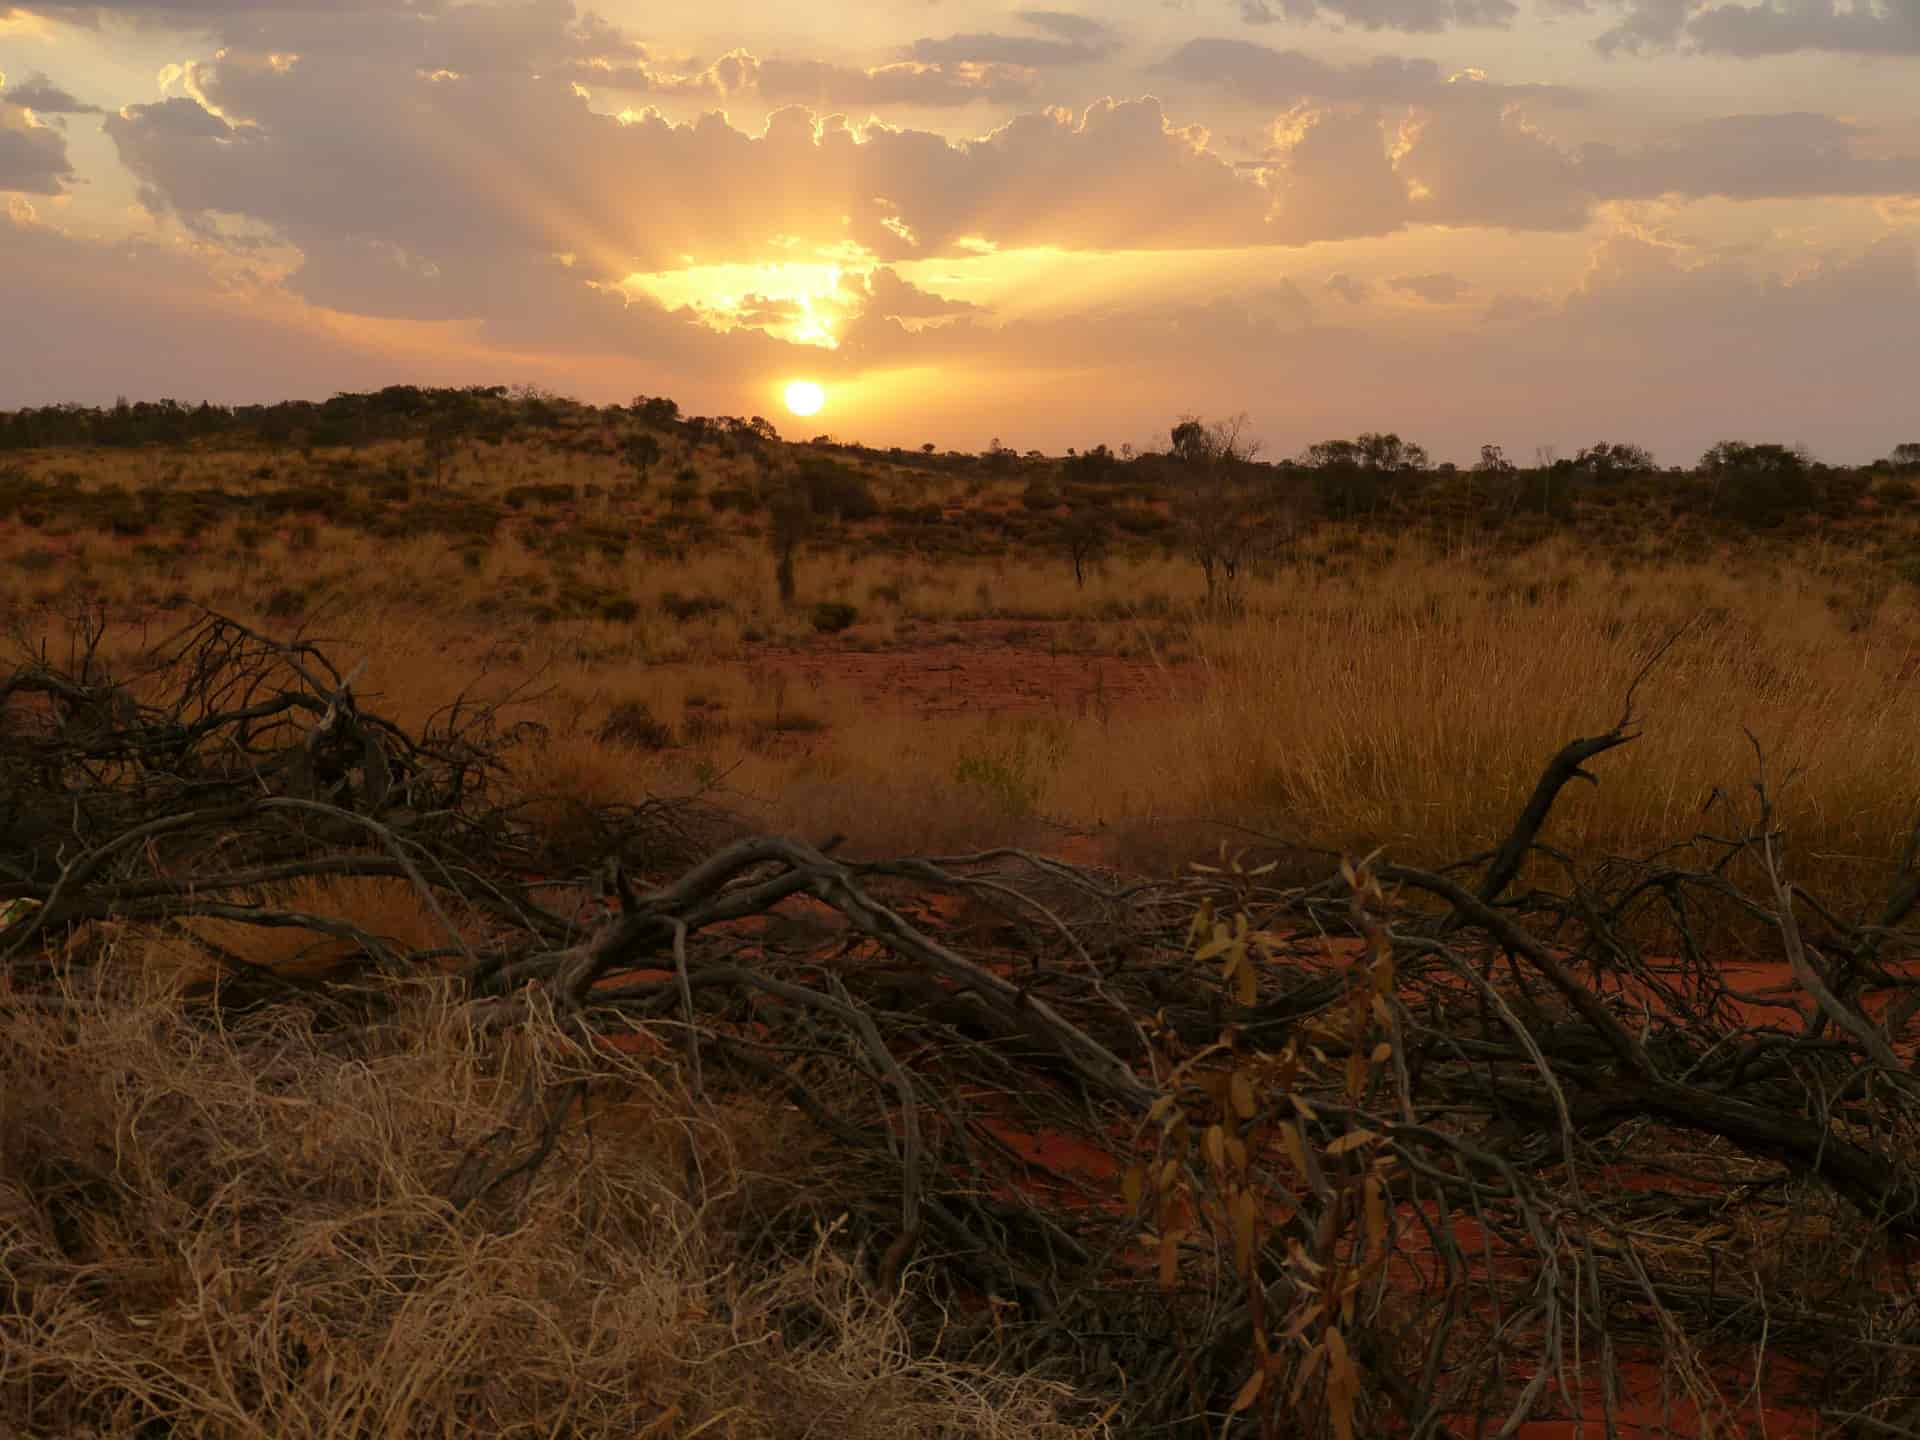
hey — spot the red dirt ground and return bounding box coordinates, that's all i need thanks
[744,619,1185,721]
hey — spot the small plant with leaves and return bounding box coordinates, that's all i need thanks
[1123,849,1406,1440]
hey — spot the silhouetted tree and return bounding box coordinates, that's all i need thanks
[1169,417,1210,466]
[1304,432,1429,519]
[769,478,813,606]
[1170,414,1263,607]
[1566,441,1656,483]
[1061,506,1111,589]
[1701,441,1815,528]
[624,434,662,484]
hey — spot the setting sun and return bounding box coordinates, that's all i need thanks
[784,380,825,418]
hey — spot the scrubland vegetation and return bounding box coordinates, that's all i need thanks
[3,388,1917,897]
[5,386,1920,1437]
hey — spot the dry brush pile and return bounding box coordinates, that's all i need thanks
[5,609,1920,1438]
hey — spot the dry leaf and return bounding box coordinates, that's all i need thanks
[1325,1128,1379,1158]
[1230,1368,1266,1413]
[1230,1070,1257,1120]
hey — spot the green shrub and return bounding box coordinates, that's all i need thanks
[953,717,1070,818]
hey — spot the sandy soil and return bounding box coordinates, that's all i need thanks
[747,619,1184,721]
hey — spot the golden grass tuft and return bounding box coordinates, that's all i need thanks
[0,968,1107,1439]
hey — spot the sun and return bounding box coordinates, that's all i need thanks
[784,380,826,418]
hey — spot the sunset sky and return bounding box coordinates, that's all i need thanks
[3,0,1918,464]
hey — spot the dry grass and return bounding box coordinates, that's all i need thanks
[6,433,1920,904]
[0,961,1108,1439]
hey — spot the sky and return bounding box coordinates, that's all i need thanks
[2,0,1918,464]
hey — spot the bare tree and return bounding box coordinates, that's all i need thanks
[1169,414,1264,609]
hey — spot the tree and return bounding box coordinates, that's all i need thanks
[1888,443,1920,472]
[1568,441,1656,483]
[1700,441,1815,528]
[624,433,662,482]
[1169,417,1210,466]
[769,478,814,606]
[1060,506,1111,589]
[1169,414,1264,607]
[631,395,680,427]
[1063,443,1120,488]
[1304,432,1429,519]
[982,437,1017,474]
[424,408,469,484]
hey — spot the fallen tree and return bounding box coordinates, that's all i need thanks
[5,608,1920,1437]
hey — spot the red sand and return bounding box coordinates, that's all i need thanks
[742,619,1181,722]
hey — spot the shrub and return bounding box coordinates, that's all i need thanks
[1876,476,1917,509]
[1021,478,1063,511]
[659,591,727,623]
[598,700,674,750]
[706,486,756,513]
[797,458,879,522]
[953,717,1070,817]
[503,482,578,509]
[810,601,858,634]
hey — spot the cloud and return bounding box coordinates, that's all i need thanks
[559,48,1038,109]
[1689,0,1920,54]
[905,11,1119,67]
[1396,103,1590,230]
[1590,0,1695,52]
[1153,38,1582,108]
[1390,271,1468,301]
[9,191,1920,470]
[1,72,103,114]
[14,0,421,19]
[756,58,1038,108]
[1324,272,1372,303]
[103,23,1274,326]
[1262,106,1411,242]
[1016,11,1113,41]
[1238,0,1517,34]
[861,265,981,320]
[0,95,74,193]
[840,231,1920,464]
[0,201,795,412]
[1250,90,1920,244]
[1592,0,1920,55]
[1580,113,1920,200]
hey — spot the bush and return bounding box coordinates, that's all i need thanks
[810,602,858,634]
[1021,478,1063,512]
[597,700,673,750]
[1876,476,1917,509]
[953,717,1070,817]
[797,459,879,522]
[659,591,727,623]
[706,486,756,513]
[503,482,578,509]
